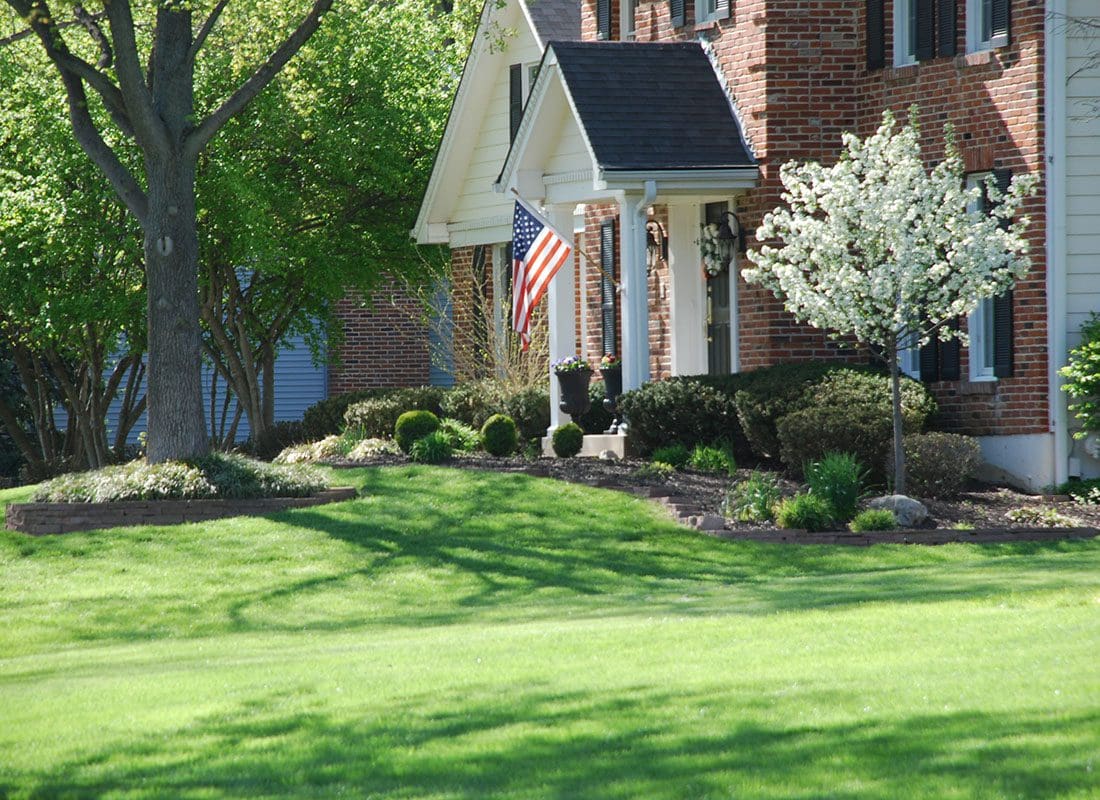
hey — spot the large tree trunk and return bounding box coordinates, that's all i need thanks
[143,157,208,463]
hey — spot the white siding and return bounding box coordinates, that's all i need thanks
[1064,0,1100,350]
[449,28,543,232]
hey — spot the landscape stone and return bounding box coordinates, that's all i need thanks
[868,495,929,527]
[598,449,619,461]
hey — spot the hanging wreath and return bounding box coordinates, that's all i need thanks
[698,223,726,277]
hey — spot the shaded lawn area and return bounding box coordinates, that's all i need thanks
[0,465,1097,799]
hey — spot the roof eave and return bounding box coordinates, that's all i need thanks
[596,167,760,193]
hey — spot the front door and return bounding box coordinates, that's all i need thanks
[705,202,731,375]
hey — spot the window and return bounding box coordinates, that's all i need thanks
[694,0,728,26]
[966,0,1009,53]
[966,171,998,381]
[622,0,637,39]
[508,62,540,143]
[894,0,918,66]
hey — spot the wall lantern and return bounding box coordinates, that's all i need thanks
[715,210,745,263]
[645,220,668,274]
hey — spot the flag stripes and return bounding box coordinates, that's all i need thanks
[511,200,573,350]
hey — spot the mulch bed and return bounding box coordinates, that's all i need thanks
[333,454,1100,544]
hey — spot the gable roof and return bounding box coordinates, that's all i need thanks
[524,0,580,46]
[411,0,580,244]
[549,41,755,172]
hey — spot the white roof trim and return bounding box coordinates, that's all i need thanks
[598,168,760,193]
[412,0,540,244]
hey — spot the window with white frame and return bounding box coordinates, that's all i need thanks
[621,0,637,39]
[966,172,997,381]
[696,0,719,25]
[898,329,921,379]
[893,0,918,66]
[966,0,1010,53]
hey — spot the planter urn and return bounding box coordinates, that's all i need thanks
[556,368,593,417]
[601,365,623,433]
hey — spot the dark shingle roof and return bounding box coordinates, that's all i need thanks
[548,41,754,171]
[525,0,580,43]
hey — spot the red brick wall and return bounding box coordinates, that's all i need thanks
[328,284,431,394]
[575,0,1048,436]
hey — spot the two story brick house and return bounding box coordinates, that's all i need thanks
[414,0,1099,490]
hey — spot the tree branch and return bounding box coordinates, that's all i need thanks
[188,0,231,64]
[102,0,170,152]
[73,4,112,68]
[184,0,334,159]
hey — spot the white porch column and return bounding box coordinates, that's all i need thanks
[619,188,652,394]
[547,203,577,432]
[667,202,708,375]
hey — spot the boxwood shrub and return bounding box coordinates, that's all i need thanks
[394,410,441,453]
[440,380,550,442]
[617,377,745,457]
[776,404,894,481]
[344,387,446,438]
[551,422,585,457]
[481,414,518,456]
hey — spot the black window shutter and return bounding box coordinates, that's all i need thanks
[716,0,730,21]
[915,0,935,60]
[600,220,617,356]
[670,0,685,29]
[993,291,1014,378]
[597,0,611,39]
[866,0,885,70]
[508,64,523,143]
[939,320,961,381]
[937,0,956,56]
[990,0,1010,44]
[919,337,940,382]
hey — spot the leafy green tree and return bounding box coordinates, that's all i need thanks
[0,49,146,474]
[1,0,333,462]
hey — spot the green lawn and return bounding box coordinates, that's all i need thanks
[1,465,1097,799]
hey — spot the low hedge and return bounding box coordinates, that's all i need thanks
[302,389,386,441]
[776,404,894,481]
[440,380,550,441]
[344,387,446,438]
[33,453,329,503]
[617,377,745,458]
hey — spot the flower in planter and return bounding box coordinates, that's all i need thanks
[552,355,591,374]
[600,353,621,370]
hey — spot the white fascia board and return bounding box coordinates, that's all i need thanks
[495,47,601,197]
[413,0,521,244]
[596,168,760,194]
[517,0,546,49]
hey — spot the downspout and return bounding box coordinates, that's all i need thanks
[1046,0,1070,484]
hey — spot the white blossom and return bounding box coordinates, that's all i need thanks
[743,108,1037,353]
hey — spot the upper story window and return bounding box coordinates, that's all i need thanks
[966,0,1010,53]
[894,0,918,66]
[622,0,637,39]
[695,0,729,25]
[508,62,539,143]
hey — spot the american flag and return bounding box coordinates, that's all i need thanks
[511,199,573,351]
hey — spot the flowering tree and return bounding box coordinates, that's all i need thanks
[743,108,1037,493]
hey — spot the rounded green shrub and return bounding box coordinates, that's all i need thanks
[776,404,893,482]
[481,414,518,457]
[849,509,897,532]
[394,410,441,453]
[302,389,383,440]
[774,493,835,532]
[551,422,585,458]
[617,377,746,457]
[345,387,445,439]
[901,432,982,498]
[409,430,453,464]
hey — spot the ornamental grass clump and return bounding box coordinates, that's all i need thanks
[409,431,453,464]
[33,453,327,503]
[689,444,736,475]
[723,470,782,523]
[804,452,868,523]
[774,493,835,532]
[849,508,898,532]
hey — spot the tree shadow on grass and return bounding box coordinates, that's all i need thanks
[9,683,1098,799]
[219,467,1100,632]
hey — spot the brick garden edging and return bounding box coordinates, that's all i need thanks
[6,487,358,536]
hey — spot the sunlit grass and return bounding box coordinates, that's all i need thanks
[1,466,1097,798]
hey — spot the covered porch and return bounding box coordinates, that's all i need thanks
[494,40,759,445]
